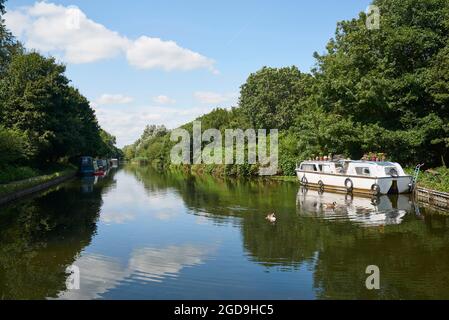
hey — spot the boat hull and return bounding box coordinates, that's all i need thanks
[296,170,413,195]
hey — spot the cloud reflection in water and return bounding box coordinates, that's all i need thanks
[58,245,212,300]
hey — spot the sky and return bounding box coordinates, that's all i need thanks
[4,0,372,147]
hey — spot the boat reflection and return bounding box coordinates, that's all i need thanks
[296,187,413,227]
[80,176,96,193]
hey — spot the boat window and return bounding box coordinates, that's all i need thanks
[320,165,332,173]
[355,167,371,176]
[385,167,399,177]
[335,163,344,174]
[301,164,318,172]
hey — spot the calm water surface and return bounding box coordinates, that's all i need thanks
[1,166,449,300]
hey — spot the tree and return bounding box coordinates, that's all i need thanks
[295,108,362,160]
[0,126,27,165]
[0,53,69,162]
[310,0,449,166]
[0,52,76,162]
[0,52,112,164]
[122,145,136,160]
[0,0,6,14]
[61,86,104,158]
[239,66,310,130]
[98,129,122,158]
[0,0,23,76]
[0,1,118,173]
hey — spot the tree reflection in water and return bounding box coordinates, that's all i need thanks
[2,166,449,300]
[128,166,449,299]
[0,170,117,299]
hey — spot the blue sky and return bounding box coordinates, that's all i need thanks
[5,0,372,146]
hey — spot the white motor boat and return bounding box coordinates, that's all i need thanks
[296,160,413,195]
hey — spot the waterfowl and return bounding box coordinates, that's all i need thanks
[323,202,337,210]
[265,213,277,223]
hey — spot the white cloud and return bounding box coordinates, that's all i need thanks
[3,10,30,36]
[93,105,215,147]
[194,91,238,105]
[5,2,217,72]
[95,94,134,105]
[6,2,127,63]
[127,36,216,72]
[153,95,176,105]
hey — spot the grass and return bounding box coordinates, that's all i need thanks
[406,167,449,193]
[0,164,77,197]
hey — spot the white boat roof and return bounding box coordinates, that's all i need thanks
[348,160,398,166]
[301,160,399,166]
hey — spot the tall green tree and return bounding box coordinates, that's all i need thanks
[61,86,104,158]
[0,52,110,163]
[98,129,122,158]
[239,66,311,130]
[0,53,70,162]
[310,0,449,165]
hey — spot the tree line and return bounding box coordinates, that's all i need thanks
[0,0,121,183]
[126,0,449,176]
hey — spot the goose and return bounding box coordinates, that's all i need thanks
[265,213,277,223]
[323,202,337,210]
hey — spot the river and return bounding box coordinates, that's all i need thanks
[1,165,448,300]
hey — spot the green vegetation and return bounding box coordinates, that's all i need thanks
[0,165,39,184]
[0,165,76,196]
[125,0,449,189]
[410,167,449,192]
[0,0,121,185]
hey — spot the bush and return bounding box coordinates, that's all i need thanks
[418,167,449,192]
[0,165,40,184]
[0,126,28,165]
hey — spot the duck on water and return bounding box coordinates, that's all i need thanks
[265,213,277,223]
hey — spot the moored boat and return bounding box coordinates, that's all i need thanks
[94,159,106,176]
[296,159,413,195]
[111,158,119,168]
[79,156,95,176]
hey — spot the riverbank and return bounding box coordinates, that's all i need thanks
[415,187,449,214]
[132,162,449,191]
[0,166,77,205]
[412,167,449,193]
[128,162,449,208]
